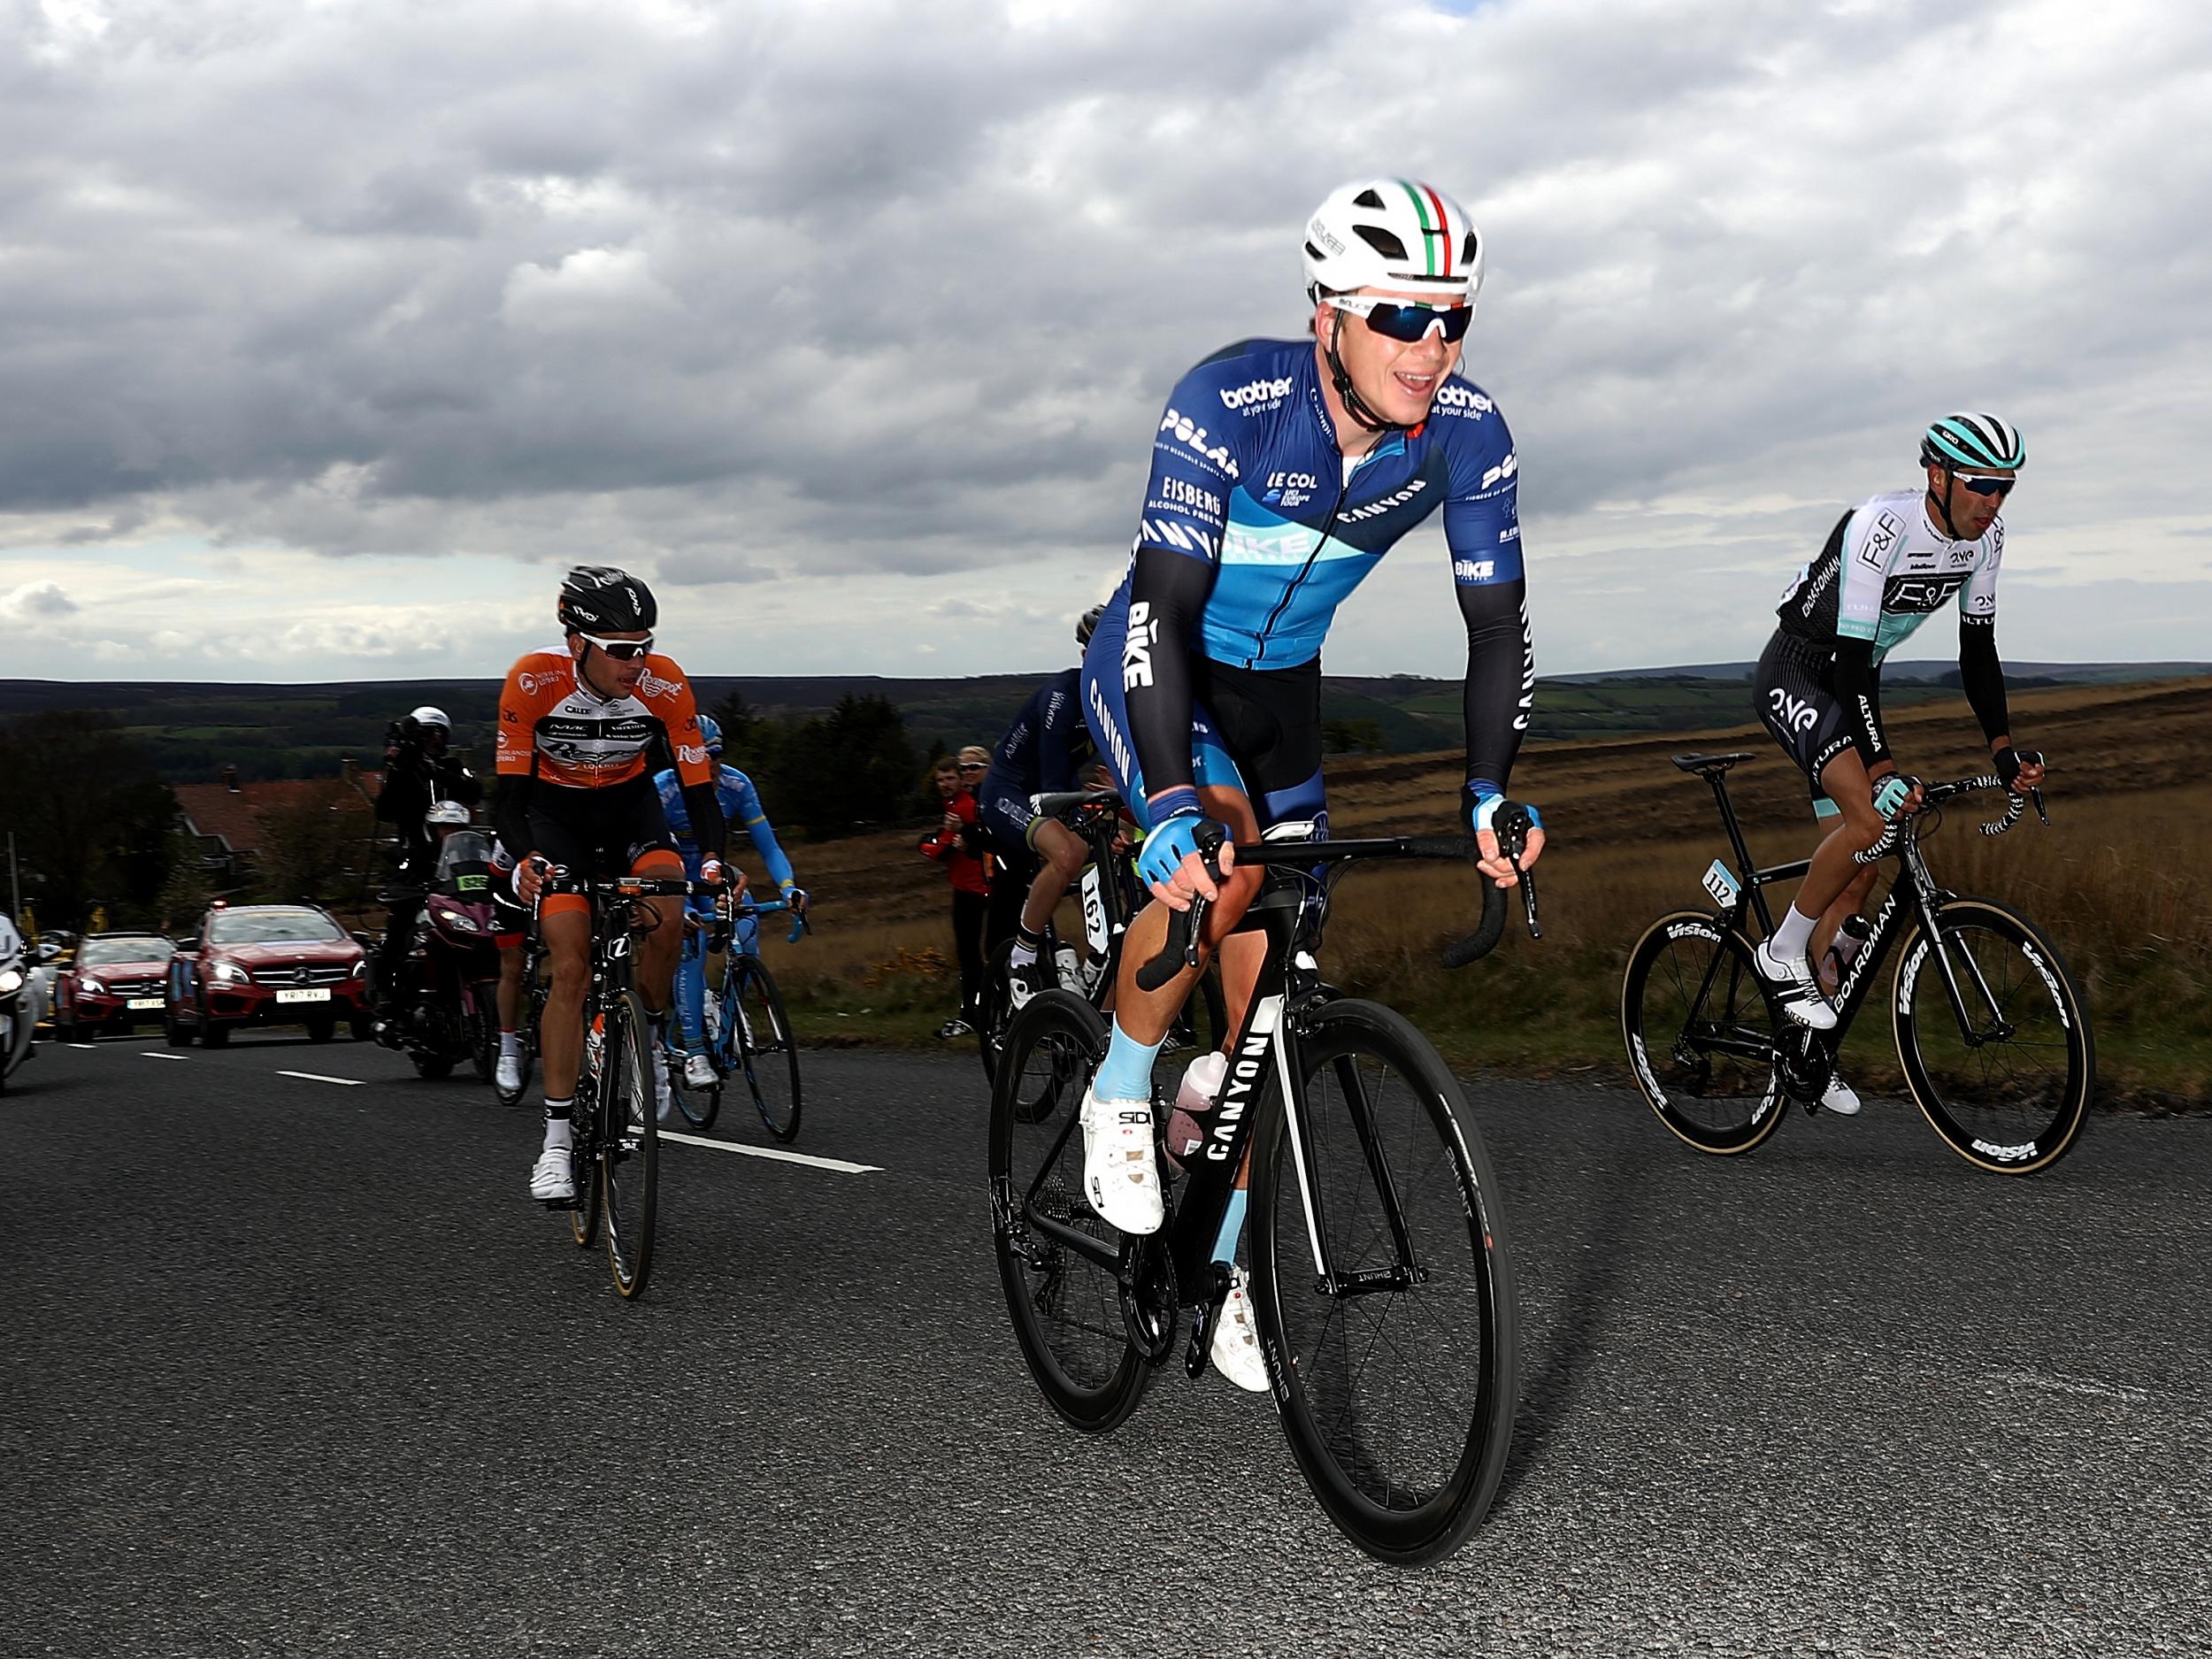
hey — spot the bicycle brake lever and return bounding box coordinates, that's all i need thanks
[2029,785,2049,827]
[1508,850,1542,941]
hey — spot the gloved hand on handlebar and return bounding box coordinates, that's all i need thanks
[1993,746,2046,794]
[1463,783,1547,889]
[1137,788,1229,910]
[1870,772,1921,820]
[780,883,808,913]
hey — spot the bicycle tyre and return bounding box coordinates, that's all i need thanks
[1621,910,1789,1156]
[1892,897,2093,1174]
[467,985,498,1082]
[988,989,1148,1434]
[1249,997,1517,1565]
[669,1014,723,1133]
[600,989,658,1297]
[733,956,803,1142]
[978,938,1017,1084]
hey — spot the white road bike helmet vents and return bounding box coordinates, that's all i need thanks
[1302,178,1484,305]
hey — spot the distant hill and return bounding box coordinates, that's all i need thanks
[8,660,2209,783]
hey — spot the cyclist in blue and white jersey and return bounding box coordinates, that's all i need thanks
[1749,413,2047,1097]
[652,715,805,1093]
[1079,178,1547,1388]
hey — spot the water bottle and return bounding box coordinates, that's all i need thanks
[1164,1049,1228,1174]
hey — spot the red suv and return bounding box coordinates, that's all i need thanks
[53,933,179,1040]
[165,902,372,1047]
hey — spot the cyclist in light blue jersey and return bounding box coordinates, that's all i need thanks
[653,715,806,1092]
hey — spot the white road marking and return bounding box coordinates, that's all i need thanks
[69,1043,98,1050]
[142,1051,189,1062]
[657,1129,880,1175]
[276,1071,365,1087]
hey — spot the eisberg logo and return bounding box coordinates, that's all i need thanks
[1219,375,1295,411]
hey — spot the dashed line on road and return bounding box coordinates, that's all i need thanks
[69,1043,98,1050]
[276,1071,365,1087]
[657,1129,881,1175]
[142,1051,189,1062]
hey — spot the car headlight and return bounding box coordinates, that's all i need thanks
[0,968,22,995]
[79,977,107,995]
[211,961,250,984]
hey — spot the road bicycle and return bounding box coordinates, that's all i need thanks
[1621,752,2093,1174]
[977,787,1226,1085]
[989,814,1537,1564]
[536,872,712,1299]
[665,897,808,1141]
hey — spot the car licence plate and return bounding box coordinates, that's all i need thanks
[276,987,331,1004]
[127,997,164,1010]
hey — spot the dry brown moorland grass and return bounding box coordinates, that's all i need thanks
[755,677,2212,1104]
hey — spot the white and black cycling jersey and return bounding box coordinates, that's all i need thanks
[1775,490,2002,659]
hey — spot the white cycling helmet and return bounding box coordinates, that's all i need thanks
[410,706,452,731]
[1302,178,1484,304]
[426,800,472,827]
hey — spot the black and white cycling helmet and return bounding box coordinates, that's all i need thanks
[409,706,451,731]
[1076,604,1105,648]
[1919,413,2025,472]
[557,565,657,633]
[1302,178,1483,305]
[426,800,472,828]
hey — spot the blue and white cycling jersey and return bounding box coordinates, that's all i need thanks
[652,764,795,892]
[1125,336,1523,670]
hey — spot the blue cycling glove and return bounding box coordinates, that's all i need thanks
[1870,774,1914,819]
[1465,783,1543,841]
[1138,788,1217,889]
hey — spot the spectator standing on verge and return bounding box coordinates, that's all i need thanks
[918,751,991,1039]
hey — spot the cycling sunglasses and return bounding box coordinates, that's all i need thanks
[1954,472,2016,499]
[1327,295,1474,343]
[578,631,655,660]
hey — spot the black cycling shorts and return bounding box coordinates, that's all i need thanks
[1754,630,1863,819]
[522,775,680,880]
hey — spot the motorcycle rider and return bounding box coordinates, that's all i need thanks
[372,707,482,1033]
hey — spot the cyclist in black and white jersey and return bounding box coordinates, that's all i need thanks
[1750,413,2048,1107]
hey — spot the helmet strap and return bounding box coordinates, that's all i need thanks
[1323,311,1410,438]
[1926,465,1964,540]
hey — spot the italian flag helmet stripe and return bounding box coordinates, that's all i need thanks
[1397,178,1452,278]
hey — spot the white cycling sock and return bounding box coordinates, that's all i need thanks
[1008,940,1039,968]
[1771,903,1817,962]
[541,1106,573,1151]
[500,1032,522,1059]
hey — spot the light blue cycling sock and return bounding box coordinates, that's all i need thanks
[674,929,708,1050]
[1211,1186,1248,1266]
[1093,1021,1164,1102]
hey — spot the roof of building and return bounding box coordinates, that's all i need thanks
[174,775,377,856]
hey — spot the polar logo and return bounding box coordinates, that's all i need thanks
[1453,558,1495,582]
[1219,375,1295,411]
[1769,687,1818,733]
[1479,452,1518,491]
[1157,408,1240,480]
[1432,380,1494,416]
[1122,600,1161,691]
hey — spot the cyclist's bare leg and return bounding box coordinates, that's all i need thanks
[1811,863,1881,973]
[495,941,523,1033]
[539,907,591,1099]
[1110,785,1263,1048]
[631,852,688,1021]
[1776,749,1893,956]
[1021,819,1086,938]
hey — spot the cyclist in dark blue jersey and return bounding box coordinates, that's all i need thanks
[652,715,804,1093]
[1077,178,1547,1386]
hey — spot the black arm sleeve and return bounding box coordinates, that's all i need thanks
[681,781,727,863]
[375,760,427,826]
[1123,548,1217,803]
[1831,638,1892,770]
[1958,615,2010,744]
[1457,577,1532,794]
[493,773,532,861]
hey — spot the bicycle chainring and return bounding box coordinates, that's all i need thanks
[1777,1026,1832,1109]
[1118,1233,1179,1366]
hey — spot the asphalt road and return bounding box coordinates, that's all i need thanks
[6,1027,2208,1659]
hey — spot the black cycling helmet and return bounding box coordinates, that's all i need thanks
[557,565,657,634]
[1076,603,1106,649]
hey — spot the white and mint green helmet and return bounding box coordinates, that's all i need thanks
[1920,412,2025,472]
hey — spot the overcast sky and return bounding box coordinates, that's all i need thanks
[3,0,2208,685]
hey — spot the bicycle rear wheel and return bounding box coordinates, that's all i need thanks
[732,956,803,1142]
[1893,898,2093,1174]
[1621,910,1789,1155]
[988,990,1148,1433]
[599,989,658,1298]
[1250,998,1517,1565]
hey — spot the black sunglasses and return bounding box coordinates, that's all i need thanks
[1955,473,2016,499]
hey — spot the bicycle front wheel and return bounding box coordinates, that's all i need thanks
[1621,910,1788,1156]
[988,990,1147,1433]
[1250,998,1517,1566]
[1893,898,2093,1174]
[600,990,659,1298]
[732,956,803,1142]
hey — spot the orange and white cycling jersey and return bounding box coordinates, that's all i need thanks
[495,649,716,791]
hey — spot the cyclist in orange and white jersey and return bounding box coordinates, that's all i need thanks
[493,565,733,1203]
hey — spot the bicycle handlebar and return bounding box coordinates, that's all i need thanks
[1029,787,1121,818]
[1852,773,2048,865]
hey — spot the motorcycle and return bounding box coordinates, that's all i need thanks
[1,915,58,1094]
[380,830,503,1081]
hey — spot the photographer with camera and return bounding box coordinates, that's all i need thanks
[371,706,483,1033]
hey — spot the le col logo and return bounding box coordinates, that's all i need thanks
[1122,600,1162,691]
[1453,557,1495,582]
[1769,687,1818,733]
[1158,409,1241,480]
[1219,375,1295,411]
[1432,380,1494,417]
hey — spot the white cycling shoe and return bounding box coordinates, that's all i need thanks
[1210,1265,1270,1393]
[1821,1072,1863,1117]
[528,1146,575,1202]
[683,1050,718,1090]
[651,1045,675,1125]
[1080,1087,1164,1235]
[495,1052,524,1096]
[1753,941,1839,1031]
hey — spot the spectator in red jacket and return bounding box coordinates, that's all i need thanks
[918,751,991,1037]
